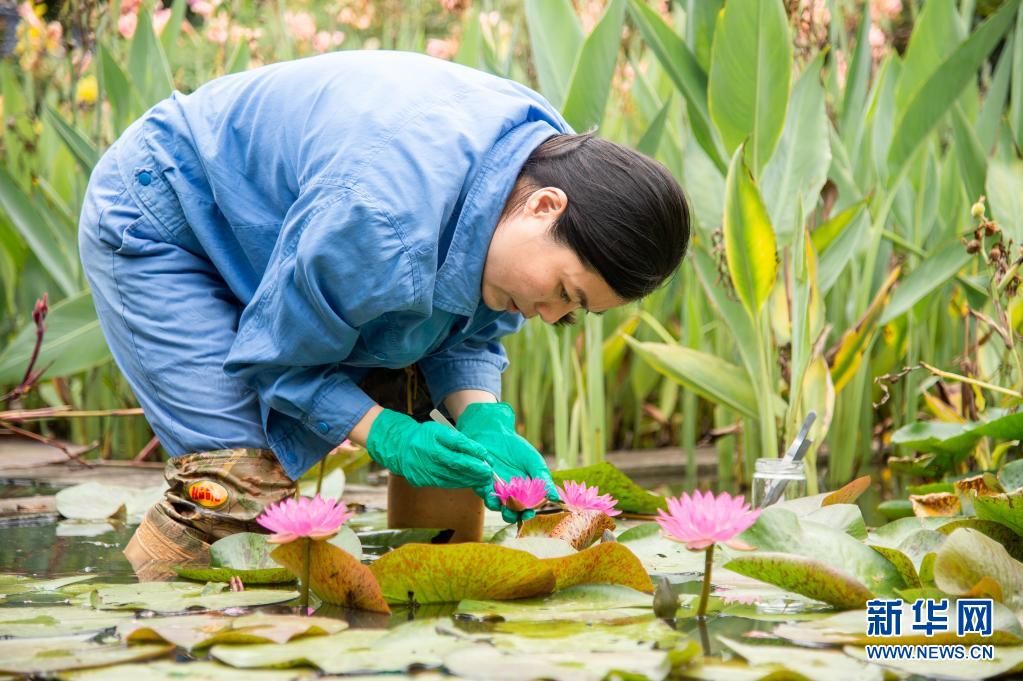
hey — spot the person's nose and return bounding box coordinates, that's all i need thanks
[536,299,576,324]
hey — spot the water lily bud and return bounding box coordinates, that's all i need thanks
[653,576,679,618]
[971,202,985,219]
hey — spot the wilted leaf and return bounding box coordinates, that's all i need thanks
[119,613,347,650]
[548,510,616,550]
[516,512,572,538]
[909,492,962,517]
[272,540,389,614]
[822,476,872,506]
[369,543,556,604]
[539,542,653,592]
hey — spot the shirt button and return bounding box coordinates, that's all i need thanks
[316,422,330,434]
[137,171,152,186]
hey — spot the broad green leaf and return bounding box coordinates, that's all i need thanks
[0,165,78,296]
[625,338,758,418]
[761,54,830,241]
[999,459,1023,492]
[524,0,582,108]
[456,584,655,622]
[119,613,346,651]
[635,95,671,158]
[54,482,164,521]
[829,267,900,393]
[44,106,98,174]
[724,552,874,609]
[986,159,1023,245]
[128,6,175,109]
[886,0,1021,179]
[880,241,973,324]
[551,461,665,514]
[0,290,111,383]
[692,247,760,381]
[561,0,626,131]
[90,581,298,612]
[891,411,1023,457]
[369,543,556,604]
[934,528,1023,611]
[951,103,988,205]
[894,0,963,115]
[226,40,251,74]
[736,507,907,597]
[159,0,189,52]
[978,34,1014,151]
[0,605,130,638]
[685,0,722,72]
[708,0,791,173]
[0,637,172,675]
[974,491,1023,538]
[174,566,295,585]
[839,8,873,146]
[99,41,140,132]
[1013,7,1023,151]
[454,6,483,69]
[627,0,726,171]
[272,540,389,613]
[722,146,778,320]
[539,542,653,592]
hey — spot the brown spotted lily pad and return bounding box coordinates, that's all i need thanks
[369,543,556,604]
[548,510,616,550]
[118,613,347,650]
[724,552,874,609]
[516,512,570,538]
[909,492,961,517]
[271,540,389,614]
[539,542,653,592]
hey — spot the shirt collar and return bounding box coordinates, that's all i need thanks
[433,119,564,317]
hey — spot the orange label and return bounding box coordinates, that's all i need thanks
[187,480,229,508]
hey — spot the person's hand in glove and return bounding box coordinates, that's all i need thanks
[456,402,559,523]
[365,409,496,502]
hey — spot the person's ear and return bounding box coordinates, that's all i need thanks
[528,187,567,218]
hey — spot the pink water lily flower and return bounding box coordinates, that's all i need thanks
[494,476,548,512]
[656,490,761,551]
[257,494,352,544]
[557,480,621,517]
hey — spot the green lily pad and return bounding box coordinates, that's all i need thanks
[934,527,1023,610]
[738,507,907,597]
[57,660,316,680]
[56,521,117,537]
[211,619,463,674]
[0,574,97,598]
[447,618,686,652]
[773,604,1023,646]
[0,605,133,637]
[0,636,173,674]
[443,645,673,681]
[540,542,653,592]
[272,540,390,614]
[877,499,914,521]
[868,516,956,545]
[805,503,867,540]
[718,635,883,681]
[724,551,873,609]
[843,643,1023,680]
[55,482,165,521]
[552,462,667,514]
[118,613,347,650]
[939,518,1023,562]
[973,489,1023,537]
[369,543,556,604]
[173,566,295,584]
[357,527,454,550]
[456,584,656,623]
[999,459,1023,492]
[90,581,298,612]
[891,411,1023,458]
[616,522,706,574]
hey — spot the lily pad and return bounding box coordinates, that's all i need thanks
[443,645,672,681]
[973,489,1023,537]
[118,613,347,650]
[356,527,454,550]
[456,584,655,623]
[369,543,556,604]
[539,542,653,592]
[0,605,132,637]
[498,537,576,558]
[55,482,166,521]
[272,540,390,614]
[805,503,867,540]
[552,463,667,514]
[0,574,96,598]
[822,475,872,506]
[737,507,907,597]
[90,581,298,612]
[0,636,173,674]
[173,566,295,584]
[999,459,1023,492]
[843,643,1023,680]
[616,522,706,574]
[718,635,882,681]
[515,512,571,538]
[211,619,462,674]
[909,492,961,517]
[57,660,316,680]
[891,411,1023,459]
[724,552,873,609]
[934,527,1023,610]
[449,618,686,652]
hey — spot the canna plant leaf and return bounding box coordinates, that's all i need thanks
[829,267,900,393]
[880,241,973,324]
[44,106,98,174]
[561,0,626,131]
[524,0,582,109]
[707,0,792,175]
[722,145,778,322]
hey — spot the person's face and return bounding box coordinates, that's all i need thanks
[481,187,625,324]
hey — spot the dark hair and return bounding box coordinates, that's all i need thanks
[507,132,691,302]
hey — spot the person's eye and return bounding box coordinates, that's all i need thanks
[560,286,571,304]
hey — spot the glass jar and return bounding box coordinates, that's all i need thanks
[751,458,807,508]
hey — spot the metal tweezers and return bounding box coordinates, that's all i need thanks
[758,411,817,508]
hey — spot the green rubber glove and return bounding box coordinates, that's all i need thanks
[365,409,496,502]
[456,402,559,523]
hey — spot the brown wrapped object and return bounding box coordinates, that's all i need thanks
[387,473,484,543]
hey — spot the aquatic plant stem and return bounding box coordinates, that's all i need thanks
[300,537,311,614]
[697,544,715,619]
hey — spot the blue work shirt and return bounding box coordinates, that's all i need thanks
[133,50,571,478]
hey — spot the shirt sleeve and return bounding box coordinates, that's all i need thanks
[224,182,418,455]
[417,314,525,404]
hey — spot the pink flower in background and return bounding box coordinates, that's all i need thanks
[871,0,902,20]
[426,38,457,60]
[557,480,621,517]
[205,14,229,44]
[257,495,352,544]
[285,11,317,43]
[656,490,760,551]
[312,30,345,53]
[118,12,137,40]
[152,8,172,36]
[189,0,216,19]
[494,476,548,512]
